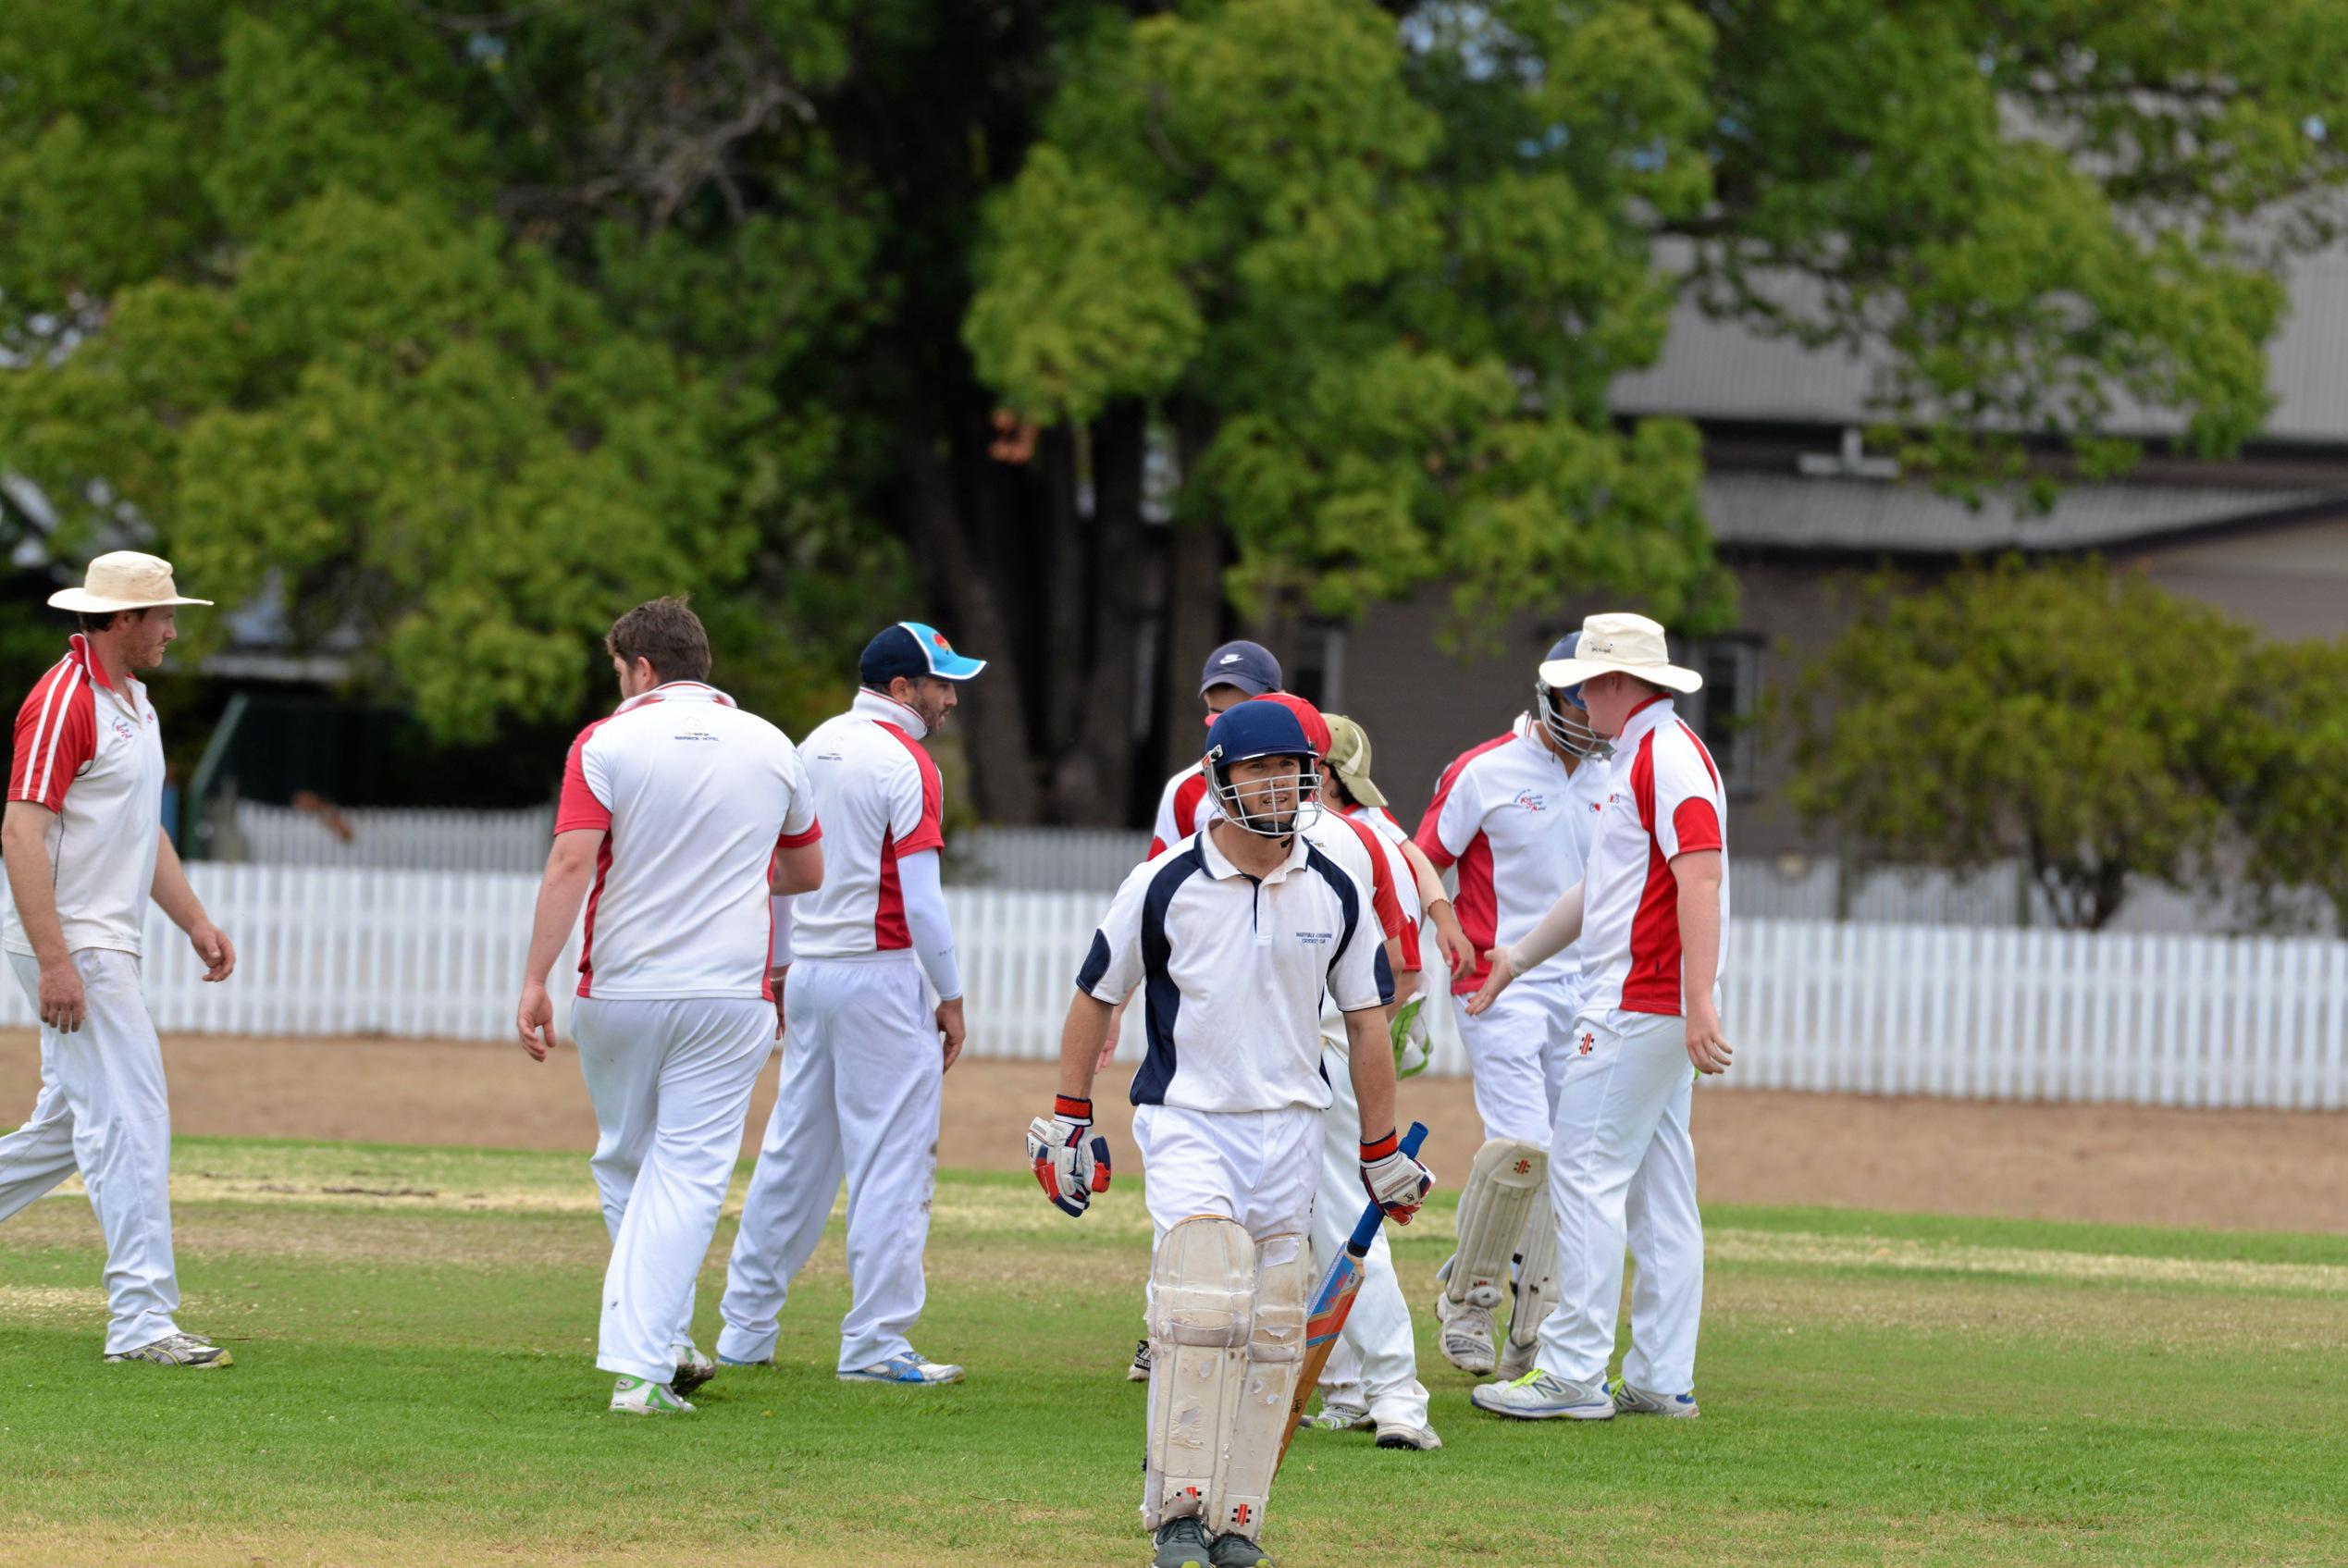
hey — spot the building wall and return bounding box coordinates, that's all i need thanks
[2124,514,2348,640]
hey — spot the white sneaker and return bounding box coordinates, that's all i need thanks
[1434,1295,1496,1376]
[672,1341,717,1396]
[839,1350,964,1386]
[1470,1369,1613,1421]
[104,1331,232,1369]
[1306,1401,1373,1432]
[1373,1419,1442,1450]
[609,1375,694,1415]
[1612,1379,1699,1418]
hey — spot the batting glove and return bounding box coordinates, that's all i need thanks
[1359,1128,1434,1224]
[1390,995,1432,1080]
[1026,1095,1113,1218]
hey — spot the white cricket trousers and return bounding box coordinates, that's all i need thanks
[1452,974,1583,1145]
[1535,1007,1702,1393]
[572,991,774,1385]
[1310,1035,1430,1428]
[0,949,181,1355]
[720,955,943,1373]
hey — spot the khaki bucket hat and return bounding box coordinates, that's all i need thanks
[1536,611,1702,695]
[48,551,212,614]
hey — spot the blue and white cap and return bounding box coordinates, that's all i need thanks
[859,621,988,687]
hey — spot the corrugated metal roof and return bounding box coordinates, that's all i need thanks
[1702,471,2339,554]
[1615,248,2348,444]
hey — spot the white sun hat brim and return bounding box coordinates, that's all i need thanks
[1537,654,1702,694]
[47,586,214,611]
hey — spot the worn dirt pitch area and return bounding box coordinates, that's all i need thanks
[2,1029,2342,1233]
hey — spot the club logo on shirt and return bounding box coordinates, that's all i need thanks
[109,716,137,742]
[1513,790,1548,812]
[673,725,718,743]
[1295,930,1335,945]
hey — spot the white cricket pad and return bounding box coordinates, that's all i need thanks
[1144,1216,1256,1528]
[1440,1139,1548,1312]
[1210,1233,1308,1540]
[1506,1188,1558,1352]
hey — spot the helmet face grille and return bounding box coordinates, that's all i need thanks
[1206,756,1323,840]
[1536,682,1610,760]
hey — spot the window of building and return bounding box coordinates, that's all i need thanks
[1684,636,1761,795]
[1288,623,1347,712]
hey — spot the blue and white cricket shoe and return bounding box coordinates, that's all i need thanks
[1469,1369,1614,1420]
[1611,1379,1699,1418]
[839,1350,964,1386]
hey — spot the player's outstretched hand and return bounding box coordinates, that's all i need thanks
[1686,999,1733,1076]
[1359,1128,1434,1225]
[1026,1095,1112,1217]
[1464,946,1518,1016]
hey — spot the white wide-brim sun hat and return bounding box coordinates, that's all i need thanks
[46,550,212,613]
[1537,611,1703,694]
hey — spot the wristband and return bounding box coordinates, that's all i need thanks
[1053,1094,1094,1123]
[1359,1129,1400,1162]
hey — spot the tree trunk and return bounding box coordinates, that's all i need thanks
[1045,401,1146,824]
[896,423,1044,823]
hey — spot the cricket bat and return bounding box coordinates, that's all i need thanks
[1276,1120,1430,1467]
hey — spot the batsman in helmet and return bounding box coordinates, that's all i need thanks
[1030,700,1434,1568]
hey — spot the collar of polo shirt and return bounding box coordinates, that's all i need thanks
[613,679,736,716]
[1198,817,1311,883]
[1615,691,1677,744]
[850,685,929,740]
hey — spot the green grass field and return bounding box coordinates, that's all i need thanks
[3,1136,2344,1568]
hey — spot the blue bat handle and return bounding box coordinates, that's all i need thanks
[1346,1120,1429,1255]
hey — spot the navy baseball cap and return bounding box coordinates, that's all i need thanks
[1199,640,1279,698]
[860,621,988,688]
[1205,699,1314,769]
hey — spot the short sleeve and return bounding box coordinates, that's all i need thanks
[553,724,612,834]
[1415,754,1482,870]
[1148,770,1205,859]
[9,671,93,813]
[1652,731,1724,860]
[888,744,945,856]
[1327,877,1386,1015]
[1076,861,1151,1002]
[1378,834,1423,969]
[776,742,822,846]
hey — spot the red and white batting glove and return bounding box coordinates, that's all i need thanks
[1359,1128,1433,1225]
[1026,1095,1113,1218]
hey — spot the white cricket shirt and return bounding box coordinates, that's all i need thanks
[1079,823,1390,1114]
[1577,697,1730,1018]
[790,690,947,961]
[4,635,165,959]
[556,681,819,1001]
[1414,714,1607,995]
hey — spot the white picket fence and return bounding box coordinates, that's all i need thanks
[4,867,2342,1110]
[225,801,557,874]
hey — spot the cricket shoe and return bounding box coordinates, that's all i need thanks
[104,1331,232,1369]
[1151,1518,1213,1568]
[1305,1401,1372,1433]
[1373,1420,1442,1451]
[1470,1369,1614,1421]
[839,1350,963,1386]
[1612,1379,1699,1418]
[1127,1337,1152,1382]
[671,1341,717,1397]
[1433,1293,1496,1376]
[609,1375,694,1415]
[1207,1532,1274,1567]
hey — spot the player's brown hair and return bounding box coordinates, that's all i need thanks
[605,597,711,685]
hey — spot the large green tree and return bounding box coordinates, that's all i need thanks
[7,1,2348,818]
[1786,559,2246,930]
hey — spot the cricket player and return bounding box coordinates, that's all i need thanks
[718,622,983,1386]
[0,551,238,1368]
[1464,612,1728,1422]
[516,597,824,1415]
[1412,632,1610,1377]
[1296,713,1437,1450]
[1033,699,1433,1568]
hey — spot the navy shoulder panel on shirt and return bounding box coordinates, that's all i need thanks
[1131,841,1209,1107]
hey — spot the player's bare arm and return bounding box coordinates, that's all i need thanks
[2,799,83,1032]
[771,841,824,895]
[514,827,604,1062]
[151,827,234,982]
[1397,835,1473,971]
[1466,880,1586,1016]
[1672,849,1731,1074]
